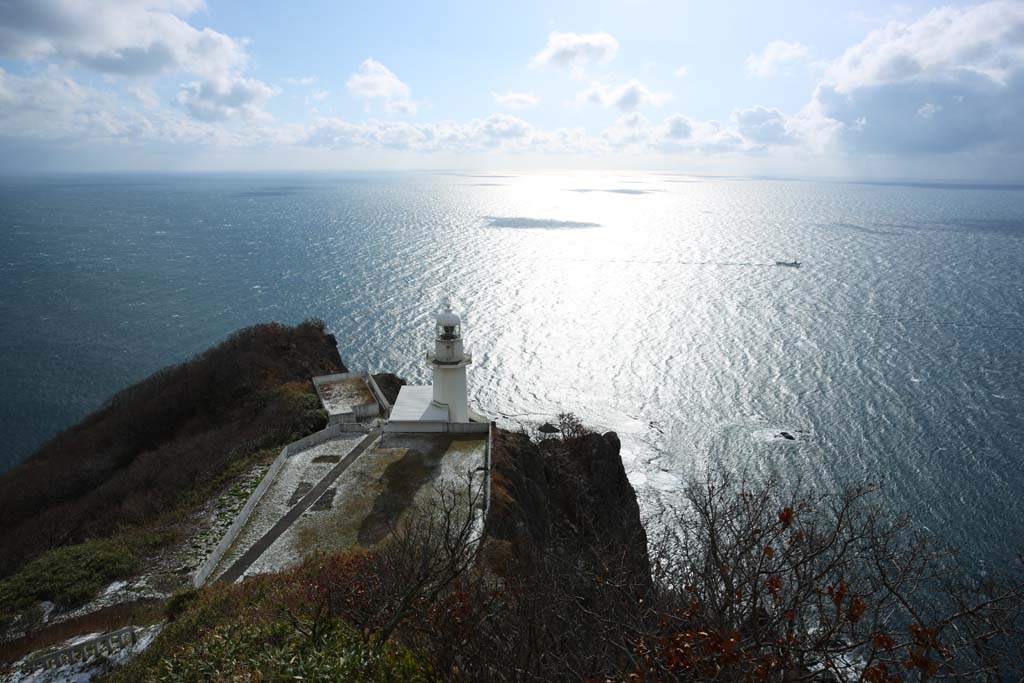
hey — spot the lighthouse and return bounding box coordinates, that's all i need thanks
[427,305,472,422]
[385,303,486,433]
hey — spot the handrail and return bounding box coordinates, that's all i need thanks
[26,627,136,671]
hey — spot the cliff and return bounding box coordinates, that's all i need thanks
[0,326,653,680]
[0,320,345,580]
[486,423,649,578]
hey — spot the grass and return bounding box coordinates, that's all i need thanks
[0,530,172,633]
[0,438,300,635]
[104,560,437,683]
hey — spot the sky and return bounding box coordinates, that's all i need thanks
[0,0,1022,179]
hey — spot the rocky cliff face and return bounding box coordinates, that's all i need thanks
[485,426,649,577]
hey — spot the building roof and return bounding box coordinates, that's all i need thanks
[389,385,449,422]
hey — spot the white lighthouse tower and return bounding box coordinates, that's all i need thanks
[385,303,485,433]
[427,305,472,422]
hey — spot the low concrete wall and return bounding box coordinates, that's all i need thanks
[192,422,366,587]
[366,374,392,412]
[483,422,493,518]
[27,627,135,671]
[313,371,383,424]
[353,402,379,419]
[450,421,490,434]
[313,371,367,384]
[384,420,490,434]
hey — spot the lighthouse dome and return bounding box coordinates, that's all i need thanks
[436,308,461,327]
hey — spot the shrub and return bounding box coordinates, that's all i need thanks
[0,320,345,579]
[108,560,437,682]
[162,589,198,623]
[0,538,137,621]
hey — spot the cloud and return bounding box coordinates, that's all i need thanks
[0,0,247,79]
[826,1,1024,92]
[746,40,809,77]
[346,58,417,115]
[286,76,317,86]
[662,114,693,141]
[302,113,592,154]
[530,31,619,71]
[733,105,795,145]
[311,89,329,102]
[0,66,240,146]
[176,76,278,122]
[492,92,540,110]
[674,66,688,78]
[806,0,1024,155]
[598,112,749,155]
[577,79,670,111]
[481,113,532,139]
[602,112,652,146]
[0,67,139,140]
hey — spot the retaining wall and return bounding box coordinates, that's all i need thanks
[191,422,368,587]
[384,420,490,434]
[483,422,493,518]
[366,374,392,412]
[313,370,383,424]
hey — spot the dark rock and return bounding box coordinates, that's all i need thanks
[485,427,649,580]
[780,431,795,441]
[371,373,407,406]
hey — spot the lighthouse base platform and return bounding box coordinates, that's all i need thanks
[386,385,489,434]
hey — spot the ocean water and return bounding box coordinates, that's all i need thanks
[1,171,1022,567]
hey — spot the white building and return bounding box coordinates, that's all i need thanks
[385,304,488,433]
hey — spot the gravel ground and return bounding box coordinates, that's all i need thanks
[242,435,486,578]
[211,435,365,580]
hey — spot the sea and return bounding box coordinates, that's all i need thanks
[1,171,1021,569]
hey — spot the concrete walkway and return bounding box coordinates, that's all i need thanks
[217,429,380,583]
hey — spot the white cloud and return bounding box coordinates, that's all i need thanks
[176,76,278,122]
[311,89,330,102]
[674,66,688,78]
[662,114,693,141]
[286,76,317,86]
[127,84,161,110]
[806,0,1024,154]
[577,79,670,111]
[599,112,747,154]
[0,67,140,140]
[530,31,619,71]
[0,0,248,80]
[481,113,532,139]
[0,66,240,146]
[346,58,417,115]
[302,113,594,154]
[828,1,1024,91]
[601,112,652,146]
[733,105,795,145]
[492,92,540,110]
[746,41,809,77]
[0,0,281,124]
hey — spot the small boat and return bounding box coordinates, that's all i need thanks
[775,260,801,268]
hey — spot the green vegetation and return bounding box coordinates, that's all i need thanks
[0,530,172,631]
[107,561,436,683]
[0,320,341,639]
[0,320,342,580]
